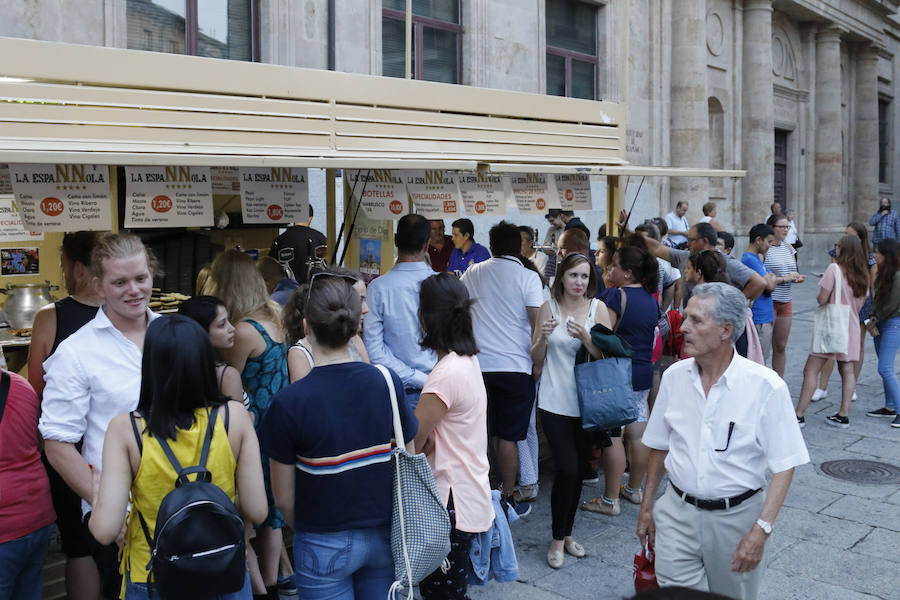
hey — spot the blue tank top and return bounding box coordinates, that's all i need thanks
[241,320,289,427]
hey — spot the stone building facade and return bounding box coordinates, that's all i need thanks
[3,0,899,257]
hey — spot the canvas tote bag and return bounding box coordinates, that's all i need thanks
[812,264,850,355]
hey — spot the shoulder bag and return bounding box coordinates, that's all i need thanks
[575,289,638,431]
[376,365,451,600]
[812,264,851,355]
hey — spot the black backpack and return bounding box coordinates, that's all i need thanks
[130,405,246,599]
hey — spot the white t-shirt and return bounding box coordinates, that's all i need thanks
[665,212,690,245]
[525,250,548,275]
[462,256,544,373]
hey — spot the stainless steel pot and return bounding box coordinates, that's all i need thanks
[1,282,59,328]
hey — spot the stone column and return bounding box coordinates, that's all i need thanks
[814,26,844,228]
[669,0,708,219]
[740,0,774,227]
[853,44,880,223]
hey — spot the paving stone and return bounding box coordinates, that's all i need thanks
[468,579,563,600]
[768,540,896,598]
[760,565,884,599]
[531,556,634,600]
[844,436,900,460]
[783,481,843,512]
[849,527,900,561]
[791,458,898,499]
[821,495,900,532]
[775,506,872,549]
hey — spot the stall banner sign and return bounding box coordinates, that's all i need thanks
[239,167,309,224]
[510,173,555,214]
[9,164,111,232]
[125,166,214,228]
[403,170,460,219]
[554,174,592,210]
[0,196,44,242]
[346,170,406,221]
[0,165,11,195]
[211,167,241,194]
[458,172,505,216]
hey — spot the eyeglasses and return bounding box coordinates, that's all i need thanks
[715,422,735,452]
[306,271,360,307]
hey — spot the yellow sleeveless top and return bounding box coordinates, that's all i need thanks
[120,406,237,596]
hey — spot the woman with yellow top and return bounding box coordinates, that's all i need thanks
[88,315,267,599]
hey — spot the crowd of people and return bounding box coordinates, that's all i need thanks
[1,196,898,600]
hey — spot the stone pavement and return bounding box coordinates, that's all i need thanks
[469,271,900,600]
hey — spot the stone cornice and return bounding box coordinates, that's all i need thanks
[774,82,810,100]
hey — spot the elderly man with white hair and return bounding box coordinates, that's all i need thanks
[636,283,809,600]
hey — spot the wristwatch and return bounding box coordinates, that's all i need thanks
[756,518,773,535]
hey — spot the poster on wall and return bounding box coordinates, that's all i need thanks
[554,174,592,210]
[1,247,39,276]
[403,170,460,219]
[345,170,407,220]
[239,167,309,224]
[9,164,111,232]
[124,166,214,228]
[509,173,555,214]
[0,196,44,242]
[458,172,506,216]
[358,238,382,284]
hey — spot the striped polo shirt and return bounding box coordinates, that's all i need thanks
[765,242,797,303]
[259,362,417,532]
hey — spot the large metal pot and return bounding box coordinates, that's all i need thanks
[1,282,59,329]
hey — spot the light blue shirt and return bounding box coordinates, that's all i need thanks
[363,261,436,389]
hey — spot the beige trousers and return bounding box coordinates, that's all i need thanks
[755,322,774,366]
[653,484,767,600]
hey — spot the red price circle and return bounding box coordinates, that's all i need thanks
[267,204,284,220]
[40,197,64,216]
[474,201,487,214]
[536,197,546,210]
[565,189,574,201]
[389,200,404,215]
[151,195,172,213]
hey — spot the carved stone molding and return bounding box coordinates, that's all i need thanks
[707,11,724,56]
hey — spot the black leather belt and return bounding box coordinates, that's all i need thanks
[670,482,761,511]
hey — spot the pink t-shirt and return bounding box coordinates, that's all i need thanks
[811,263,867,362]
[421,352,493,533]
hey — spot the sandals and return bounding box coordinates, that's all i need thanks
[581,497,621,516]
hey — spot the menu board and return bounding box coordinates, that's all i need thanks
[458,172,506,216]
[9,163,111,231]
[346,170,407,221]
[403,170,460,219]
[239,167,309,224]
[124,166,214,228]
[0,196,44,242]
[555,174,593,210]
[509,173,554,214]
[211,167,241,194]
[0,165,11,195]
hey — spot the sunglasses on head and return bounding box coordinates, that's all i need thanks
[306,271,360,307]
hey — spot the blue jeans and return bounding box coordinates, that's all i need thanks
[0,523,53,600]
[873,316,900,411]
[293,527,393,600]
[124,571,251,599]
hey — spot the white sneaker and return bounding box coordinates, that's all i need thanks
[852,391,858,401]
[811,388,827,401]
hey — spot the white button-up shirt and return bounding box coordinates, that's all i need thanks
[642,351,809,499]
[38,306,159,513]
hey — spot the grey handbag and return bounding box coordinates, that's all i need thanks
[376,365,451,599]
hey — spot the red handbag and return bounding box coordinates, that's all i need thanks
[633,542,659,592]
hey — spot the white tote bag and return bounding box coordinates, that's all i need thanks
[812,264,850,355]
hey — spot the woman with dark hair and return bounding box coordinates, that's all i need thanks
[764,214,806,378]
[582,245,658,517]
[260,274,416,598]
[795,235,870,428]
[686,250,730,285]
[178,295,245,405]
[412,273,492,597]
[88,315,267,599]
[864,238,900,426]
[531,254,610,568]
[596,235,619,287]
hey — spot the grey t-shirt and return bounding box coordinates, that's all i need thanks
[669,248,755,305]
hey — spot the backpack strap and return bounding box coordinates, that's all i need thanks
[154,405,219,486]
[129,411,154,566]
[0,370,11,427]
[223,402,230,434]
[129,411,143,453]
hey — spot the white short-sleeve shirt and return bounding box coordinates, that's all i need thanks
[462,256,543,374]
[642,351,809,499]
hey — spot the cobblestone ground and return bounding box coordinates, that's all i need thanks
[469,270,900,600]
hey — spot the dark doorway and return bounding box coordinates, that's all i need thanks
[774,129,788,210]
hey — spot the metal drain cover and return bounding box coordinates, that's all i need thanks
[820,459,900,485]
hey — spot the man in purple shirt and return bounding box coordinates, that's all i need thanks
[447,218,491,277]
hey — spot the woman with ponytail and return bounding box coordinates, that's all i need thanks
[582,245,658,517]
[531,253,611,569]
[412,273,492,598]
[259,273,417,598]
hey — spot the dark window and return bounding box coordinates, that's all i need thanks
[774,129,788,210]
[126,0,259,61]
[546,0,598,100]
[382,0,462,83]
[879,98,891,184]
